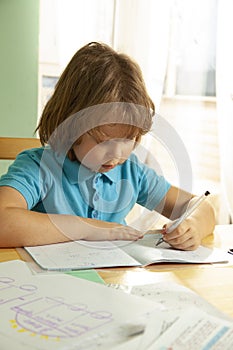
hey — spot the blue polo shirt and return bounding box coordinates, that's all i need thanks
[0,147,171,224]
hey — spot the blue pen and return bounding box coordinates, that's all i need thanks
[155,191,210,247]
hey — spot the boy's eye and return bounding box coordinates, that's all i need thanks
[88,131,136,145]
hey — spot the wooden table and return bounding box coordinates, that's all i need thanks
[1,225,233,317]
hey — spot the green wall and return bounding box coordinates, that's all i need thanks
[0,0,39,174]
[0,0,39,137]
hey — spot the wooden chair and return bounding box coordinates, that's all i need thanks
[0,137,41,160]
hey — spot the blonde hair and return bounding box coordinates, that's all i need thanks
[36,42,155,146]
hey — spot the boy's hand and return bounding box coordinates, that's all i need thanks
[81,219,144,241]
[162,217,202,251]
[109,225,144,241]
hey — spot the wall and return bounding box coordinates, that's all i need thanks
[0,0,39,136]
[0,0,39,174]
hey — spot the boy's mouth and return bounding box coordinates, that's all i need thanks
[101,164,116,170]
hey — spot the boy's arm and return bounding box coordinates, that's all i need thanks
[154,186,216,250]
[0,186,142,248]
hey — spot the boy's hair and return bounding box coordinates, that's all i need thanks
[36,42,155,146]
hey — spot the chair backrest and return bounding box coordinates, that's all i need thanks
[0,137,41,160]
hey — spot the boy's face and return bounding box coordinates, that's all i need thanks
[72,124,137,172]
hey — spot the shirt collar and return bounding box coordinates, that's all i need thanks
[62,156,120,184]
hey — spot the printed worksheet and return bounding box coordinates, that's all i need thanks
[145,307,233,350]
[112,307,233,350]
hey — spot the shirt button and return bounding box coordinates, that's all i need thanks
[94,193,99,201]
[92,210,98,218]
[94,176,99,184]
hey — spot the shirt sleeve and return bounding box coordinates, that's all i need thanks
[0,150,45,209]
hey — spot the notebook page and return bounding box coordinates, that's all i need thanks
[25,240,140,270]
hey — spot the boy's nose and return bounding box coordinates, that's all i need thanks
[106,141,122,158]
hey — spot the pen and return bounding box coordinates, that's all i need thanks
[155,191,210,247]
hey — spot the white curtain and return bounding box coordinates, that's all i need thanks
[216,0,233,223]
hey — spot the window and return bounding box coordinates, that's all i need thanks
[38,0,115,114]
[159,0,220,204]
[164,0,217,98]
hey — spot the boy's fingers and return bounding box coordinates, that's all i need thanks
[111,226,143,240]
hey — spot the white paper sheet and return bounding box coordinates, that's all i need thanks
[129,281,232,321]
[109,281,233,349]
[0,260,157,350]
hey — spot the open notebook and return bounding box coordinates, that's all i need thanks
[24,234,230,271]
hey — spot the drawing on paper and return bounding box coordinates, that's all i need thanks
[11,297,113,338]
[0,276,113,340]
